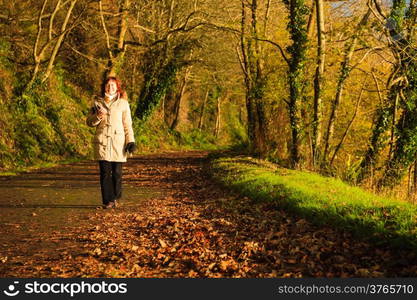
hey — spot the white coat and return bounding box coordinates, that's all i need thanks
[86,94,135,162]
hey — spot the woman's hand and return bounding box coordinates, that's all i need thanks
[96,107,106,118]
[97,111,105,118]
[125,142,137,153]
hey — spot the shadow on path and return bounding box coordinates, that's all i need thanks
[0,157,162,276]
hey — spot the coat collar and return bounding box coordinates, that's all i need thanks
[100,93,120,109]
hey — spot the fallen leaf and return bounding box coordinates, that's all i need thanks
[159,239,167,248]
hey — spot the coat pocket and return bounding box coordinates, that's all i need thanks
[93,134,104,144]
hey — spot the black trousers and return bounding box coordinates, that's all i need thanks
[99,160,123,204]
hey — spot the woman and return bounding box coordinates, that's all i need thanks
[86,77,136,209]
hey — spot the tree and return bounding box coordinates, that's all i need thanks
[238,0,268,155]
[321,7,371,169]
[311,0,325,167]
[283,0,310,167]
[358,0,417,188]
[29,0,82,86]
[98,0,130,78]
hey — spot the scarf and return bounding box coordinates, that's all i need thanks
[105,92,118,102]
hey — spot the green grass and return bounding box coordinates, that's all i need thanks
[210,155,417,251]
[0,157,85,177]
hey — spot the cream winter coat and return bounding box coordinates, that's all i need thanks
[86,95,135,162]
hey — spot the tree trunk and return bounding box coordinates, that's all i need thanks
[285,0,309,168]
[413,159,417,203]
[329,78,366,167]
[251,0,267,156]
[357,96,394,183]
[387,93,399,161]
[214,96,221,137]
[198,89,209,130]
[99,0,130,78]
[170,67,191,130]
[311,0,325,167]
[359,1,414,186]
[29,0,49,86]
[239,0,256,151]
[321,9,370,168]
[321,37,357,165]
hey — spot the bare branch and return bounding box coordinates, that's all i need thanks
[0,0,71,22]
[99,0,113,60]
[171,21,291,65]
[87,8,122,17]
[49,0,62,41]
[253,37,290,66]
[330,79,366,166]
[29,0,49,85]
[34,0,49,61]
[64,41,106,66]
[43,0,79,82]
[168,0,175,29]
[367,0,385,25]
[372,0,386,19]
[133,24,156,34]
[235,45,249,78]
[350,47,385,70]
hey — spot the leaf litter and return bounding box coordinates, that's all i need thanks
[1,151,416,277]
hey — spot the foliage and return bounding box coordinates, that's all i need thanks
[135,58,180,122]
[175,128,223,150]
[1,64,93,170]
[132,111,223,153]
[0,39,15,169]
[4,0,417,191]
[373,1,417,187]
[223,104,248,146]
[135,39,198,124]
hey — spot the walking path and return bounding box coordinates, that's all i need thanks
[0,150,415,277]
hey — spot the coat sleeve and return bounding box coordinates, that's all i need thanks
[122,100,135,143]
[86,107,102,127]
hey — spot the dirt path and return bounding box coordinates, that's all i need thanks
[0,150,416,277]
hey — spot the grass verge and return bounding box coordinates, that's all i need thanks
[209,155,417,251]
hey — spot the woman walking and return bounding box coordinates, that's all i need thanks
[86,77,136,209]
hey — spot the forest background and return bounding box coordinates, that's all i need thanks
[1,0,416,201]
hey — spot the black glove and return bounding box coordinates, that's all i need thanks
[125,142,137,153]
